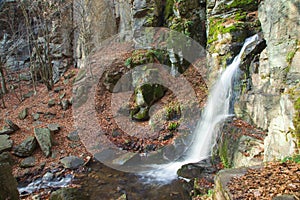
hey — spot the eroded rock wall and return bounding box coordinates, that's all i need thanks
[235,0,300,161]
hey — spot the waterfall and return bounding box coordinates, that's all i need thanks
[140,34,260,183]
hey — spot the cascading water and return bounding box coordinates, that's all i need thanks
[141,34,260,183]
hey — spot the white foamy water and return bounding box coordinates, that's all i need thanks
[140,34,260,184]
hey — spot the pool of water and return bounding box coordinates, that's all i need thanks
[74,161,191,200]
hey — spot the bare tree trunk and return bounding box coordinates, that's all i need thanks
[0,65,8,94]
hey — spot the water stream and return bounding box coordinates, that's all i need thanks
[140,34,260,183]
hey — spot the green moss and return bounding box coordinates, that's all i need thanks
[164,0,174,19]
[287,85,300,150]
[219,137,230,168]
[168,121,180,131]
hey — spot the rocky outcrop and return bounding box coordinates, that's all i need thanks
[206,0,261,86]
[234,0,300,161]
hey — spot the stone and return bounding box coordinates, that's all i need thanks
[177,158,216,179]
[50,188,88,200]
[13,136,37,157]
[0,162,19,200]
[48,99,56,108]
[67,131,80,141]
[32,113,40,121]
[60,156,84,169]
[0,127,14,135]
[19,73,32,81]
[0,152,14,165]
[132,107,149,121]
[20,156,35,168]
[0,135,13,153]
[42,172,54,181]
[34,128,52,157]
[47,123,60,133]
[5,119,20,131]
[19,108,28,120]
[23,91,34,99]
[273,195,296,200]
[61,99,70,111]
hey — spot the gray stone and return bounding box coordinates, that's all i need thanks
[5,119,20,131]
[0,135,13,153]
[0,152,14,165]
[273,195,296,200]
[19,73,32,81]
[60,156,84,169]
[0,127,14,135]
[48,99,56,108]
[19,108,28,120]
[0,162,19,200]
[42,172,54,181]
[20,156,35,168]
[34,128,52,157]
[32,113,40,121]
[47,123,60,133]
[23,91,34,99]
[67,131,80,141]
[13,136,37,157]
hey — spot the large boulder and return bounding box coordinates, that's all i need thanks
[13,136,37,157]
[0,162,19,200]
[34,128,52,157]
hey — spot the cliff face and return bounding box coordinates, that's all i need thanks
[237,0,300,161]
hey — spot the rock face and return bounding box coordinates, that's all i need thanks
[13,136,37,157]
[234,0,300,161]
[0,162,19,200]
[34,128,52,157]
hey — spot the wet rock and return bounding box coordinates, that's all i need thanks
[13,136,37,157]
[19,108,28,120]
[50,188,88,200]
[20,156,35,168]
[177,158,216,179]
[42,172,54,181]
[67,131,80,141]
[60,156,84,169]
[48,99,56,107]
[47,123,61,133]
[0,162,19,200]
[61,99,70,111]
[0,135,13,153]
[5,119,20,131]
[34,128,52,157]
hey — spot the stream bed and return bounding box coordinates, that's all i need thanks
[73,161,191,200]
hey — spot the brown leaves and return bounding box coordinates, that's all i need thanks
[227,162,300,199]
